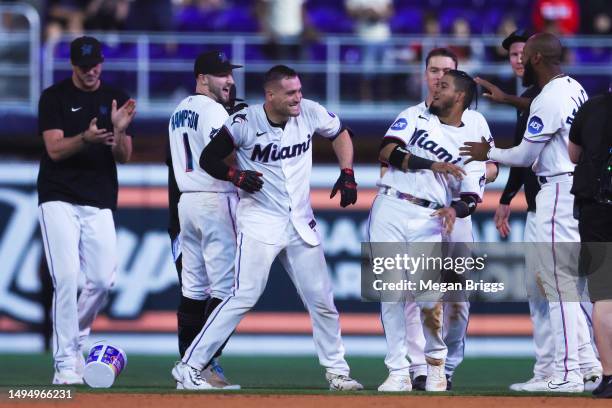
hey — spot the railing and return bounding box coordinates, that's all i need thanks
[0,3,40,113]
[10,25,612,120]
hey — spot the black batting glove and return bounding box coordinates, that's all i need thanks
[227,168,263,193]
[330,168,357,207]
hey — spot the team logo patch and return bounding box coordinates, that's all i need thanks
[327,111,336,118]
[528,116,544,135]
[309,219,317,229]
[81,44,93,56]
[231,113,247,125]
[390,118,407,131]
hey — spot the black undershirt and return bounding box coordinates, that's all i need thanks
[499,85,541,211]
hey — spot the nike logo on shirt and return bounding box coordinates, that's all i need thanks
[418,115,429,121]
[256,131,267,137]
[71,107,82,112]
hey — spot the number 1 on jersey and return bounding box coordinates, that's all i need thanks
[182,132,194,172]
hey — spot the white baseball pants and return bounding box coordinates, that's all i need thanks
[524,210,555,378]
[183,222,351,375]
[534,180,600,383]
[178,192,238,300]
[368,193,447,375]
[39,201,116,372]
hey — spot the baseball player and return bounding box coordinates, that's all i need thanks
[167,51,243,389]
[371,69,491,392]
[380,48,497,392]
[37,36,136,384]
[461,32,602,392]
[475,31,602,392]
[171,65,363,391]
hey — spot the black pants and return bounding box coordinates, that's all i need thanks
[578,200,612,301]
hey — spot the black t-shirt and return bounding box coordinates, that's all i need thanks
[37,78,129,210]
[499,85,541,211]
[570,93,612,201]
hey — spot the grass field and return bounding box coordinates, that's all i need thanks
[0,354,559,395]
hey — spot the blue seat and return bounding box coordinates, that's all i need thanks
[174,6,223,32]
[390,7,423,34]
[212,7,259,32]
[308,6,354,33]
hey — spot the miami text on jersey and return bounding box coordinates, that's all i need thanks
[250,135,312,163]
[170,109,199,131]
[408,129,462,164]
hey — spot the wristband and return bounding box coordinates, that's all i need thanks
[407,155,435,170]
[388,145,408,169]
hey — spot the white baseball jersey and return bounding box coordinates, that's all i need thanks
[168,94,236,193]
[223,99,342,246]
[379,103,490,206]
[523,75,587,177]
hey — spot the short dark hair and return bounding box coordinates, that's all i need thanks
[446,69,477,110]
[264,65,298,89]
[425,48,458,69]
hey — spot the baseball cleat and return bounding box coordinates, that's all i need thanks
[52,369,83,385]
[509,375,551,391]
[446,374,453,391]
[378,373,412,392]
[592,375,612,398]
[325,373,363,391]
[202,359,241,390]
[425,362,447,392]
[583,368,603,392]
[172,362,218,390]
[545,378,585,393]
[412,375,427,391]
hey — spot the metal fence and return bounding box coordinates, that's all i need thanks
[1,3,610,122]
[0,3,40,113]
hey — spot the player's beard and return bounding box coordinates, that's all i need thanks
[428,99,452,117]
[210,81,230,105]
[522,60,536,87]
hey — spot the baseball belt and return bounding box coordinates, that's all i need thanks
[537,172,574,185]
[379,186,443,210]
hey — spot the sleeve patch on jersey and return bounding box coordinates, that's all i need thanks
[527,116,544,135]
[231,113,247,125]
[390,118,408,130]
[209,127,220,139]
[327,110,336,118]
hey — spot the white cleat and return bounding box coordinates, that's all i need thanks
[52,369,84,385]
[425,362,447,392]
[584,369,603,392]
[509,376,551,391]
[172,362,218,390]
[546,378,585,393]
[325,373,363,391]
[521,376,584,393]
[378,373,412,392]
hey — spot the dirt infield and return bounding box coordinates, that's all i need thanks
[3,393,611,408]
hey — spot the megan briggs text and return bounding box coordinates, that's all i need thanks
[373,279,505,293]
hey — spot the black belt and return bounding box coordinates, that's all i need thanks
[537,172,573,185]
[380,187,443,210]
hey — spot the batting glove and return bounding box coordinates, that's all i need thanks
[330,168,357,207]
[227,168,263,193]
